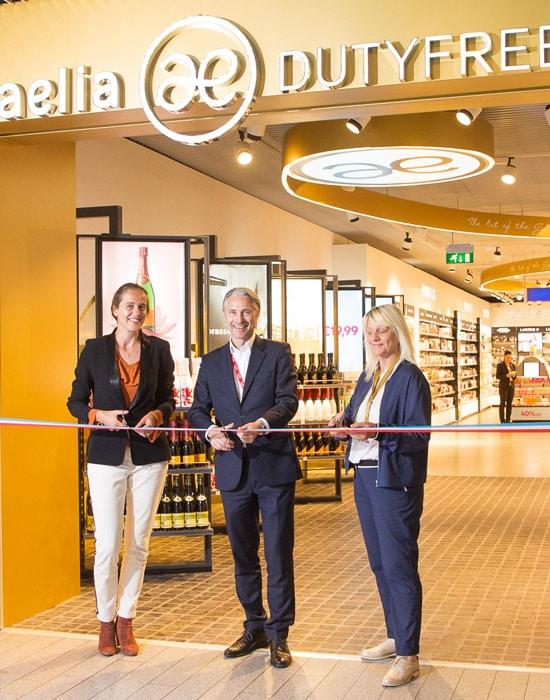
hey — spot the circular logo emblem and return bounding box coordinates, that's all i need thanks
[286,146,494,187]
[139,16,262,145]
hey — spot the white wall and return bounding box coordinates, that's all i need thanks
[491,301,550,327]
[77,139,337,270]
[333,243,491,322]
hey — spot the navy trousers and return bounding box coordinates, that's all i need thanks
[354,467,424,656]
[221,457,296,641]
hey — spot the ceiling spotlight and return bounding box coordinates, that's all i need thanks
[346,211,360,223]
[235,130,253,165]
[448,266,456,273]
[345,116,370,135]
[245,123,266,141]
[464,269,473,284]
[501,156,516,185]
[341,185,356,193]
[515,294,523,301]
[545,105,550,126]
[493,246,502,259]
[536,279,542,286]
[456,107,482,126]
[402,232,412,251]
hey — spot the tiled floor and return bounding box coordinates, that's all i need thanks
[2,629,550,699]
[15,410,550,669]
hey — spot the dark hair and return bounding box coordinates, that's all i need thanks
[504,350,512,356]
[111,283,149,319]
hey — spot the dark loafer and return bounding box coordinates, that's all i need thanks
[269,639,292,668]
[224,630,268,658]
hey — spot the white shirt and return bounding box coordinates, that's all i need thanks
[349,360,401,466]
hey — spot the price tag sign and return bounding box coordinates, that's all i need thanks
[326,288,364,373]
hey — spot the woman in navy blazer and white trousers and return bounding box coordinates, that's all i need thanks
[328,304,431,688]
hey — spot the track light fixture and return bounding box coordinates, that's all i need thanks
[464,269,473,284]
[501,156,516,185]
[402,232,412,251]
[245,123,266,141]
[345,116,370,135]
[346,211,360,223]
[545,105,550,127]
[235,130,253,166]
[448,266,456,273]
[493,246,502,259]
[456,107,481,126]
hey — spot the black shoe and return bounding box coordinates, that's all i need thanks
[224,630,268,658]
[269,639,292,668]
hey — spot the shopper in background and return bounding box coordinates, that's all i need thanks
[496,350,517,423]
[327,304,431,688]
[189,287,300,669]
[68,283,175,657]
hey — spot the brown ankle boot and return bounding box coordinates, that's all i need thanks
[98,620,117,656]
[116,616,139,656]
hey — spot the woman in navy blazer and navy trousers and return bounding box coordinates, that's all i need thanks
[328,304,431,688]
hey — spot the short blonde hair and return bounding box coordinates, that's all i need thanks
[363,304,416,380]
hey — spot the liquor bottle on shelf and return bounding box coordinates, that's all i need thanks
[180,418,195,466]
[152,498,162,530]
[321,389,332,421]
[295,432,306,457]
[169,418,181,468]
[312,389,323,421]
[304,389,314,422]
[86,490,95,532]
[183,474,197,529]
[316,353,327,382]
[193,432,207,462]
[196,474,209,528]
[297,353,307,383]
[171,474,185,530]
[136,246,155,332]
[307,353,317,381]
[159,479,173,530]
[291,353,297,375]
[328,388,337,415]
[314,431,324,455]
[326,353,337,380]
[295,388,306,423]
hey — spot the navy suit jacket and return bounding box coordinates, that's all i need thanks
[188,337,301,491]
[67,331,175,465]
[343,360,431,487]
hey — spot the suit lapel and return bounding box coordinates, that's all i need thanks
[221,343,241,407]
[241,336,267,404]
[107,332,126,407]
[129,333,151,409]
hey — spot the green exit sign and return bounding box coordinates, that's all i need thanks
[446,251,474,264]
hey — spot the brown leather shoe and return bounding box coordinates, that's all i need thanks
[98,620,117,656]
[116,616,139,656]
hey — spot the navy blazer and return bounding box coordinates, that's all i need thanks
[344,360,431,487]
[67,331,175,465]
[188,337,301,491]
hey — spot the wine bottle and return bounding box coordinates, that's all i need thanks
[171,474,185,530]
[196,474,209,528]
[316,353,327,382]
[159,478,173,530]
[305,431,316,456]
[295,388,306,423]
[307,353,317,381]
[184,474,197,529]
[180,358,194,407]
[193,432,207,462]
[169,418,181,467]
[297,353,307,384]
[321,388,332,421]
[328,388,338,416]
[295,431,306,457]
[152,498,162,530]
[314,431,324,455]
[180,418,195,466]
[136,246,155,332]
[304,389,314,422]
[86,489,95,532]
[326,352,337,380]
[312,388,323,421]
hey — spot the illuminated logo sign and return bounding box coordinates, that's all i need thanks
[285,147,493,187]
[139,16,263,145]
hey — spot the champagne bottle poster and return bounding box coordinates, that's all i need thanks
[100,241,186,362]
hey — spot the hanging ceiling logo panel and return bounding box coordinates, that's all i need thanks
[139,16,264,145]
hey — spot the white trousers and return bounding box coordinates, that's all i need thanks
[87,448,168,622]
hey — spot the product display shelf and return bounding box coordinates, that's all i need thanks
[419,309,456,425]
[456,314,480,420]
[511,357,550,421]
[479,324,494,410]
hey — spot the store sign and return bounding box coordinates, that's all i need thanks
[1,17,550,143]
[446,243,474,264]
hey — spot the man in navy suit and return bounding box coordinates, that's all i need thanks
[188,287,300,668]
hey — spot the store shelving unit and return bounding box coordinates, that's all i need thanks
[511,356,550,421]
[456,314,480,420]
[479,323,494,410]
[419,309,457,425]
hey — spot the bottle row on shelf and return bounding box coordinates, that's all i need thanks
[168,417,209,466]
[293,352,338,384]
[84,473,210,534]
[294,431,346,457]
[291,388,338,423]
